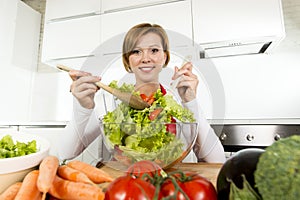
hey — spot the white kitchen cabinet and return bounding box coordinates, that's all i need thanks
[0,0,17,65]
[101,0,185,13]
[192,0,285,44]
[18,125,101,164]
[0,0,40,122]
[12,1,41,70]
[30,72,73,122]
[100,0,193,54]
[0,126,18,134]
[18,126,66,157]
[0,0,41,71]
[41,15,101,63]
[44,0,100,22]
[41,0,193,67]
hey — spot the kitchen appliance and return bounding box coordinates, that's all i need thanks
[212,124,300,152]
[192,0,286,58]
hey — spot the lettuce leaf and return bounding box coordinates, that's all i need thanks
[0,135,37,158]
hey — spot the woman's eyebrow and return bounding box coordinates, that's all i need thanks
[135,44,162,49]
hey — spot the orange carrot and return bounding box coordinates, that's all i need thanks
[49,175,105,200]
[67,160,114,184]
[0,182,22,200]
[14,170,42,200]
[37,155,59,200]
[58,165,95,185]
[47,195,60,200]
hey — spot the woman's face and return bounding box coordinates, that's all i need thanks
[129,32,167,86]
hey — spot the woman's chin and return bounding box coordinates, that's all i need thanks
[135,82,160,95]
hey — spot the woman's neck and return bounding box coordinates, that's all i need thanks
[135,82,160,96]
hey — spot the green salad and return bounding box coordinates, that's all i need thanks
[0,134,37,158]
[102,81,195,165]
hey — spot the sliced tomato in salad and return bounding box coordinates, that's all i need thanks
[140,93,155,105]
[140,93,148,101]
[149,108,163,121]
[166,117,177,135]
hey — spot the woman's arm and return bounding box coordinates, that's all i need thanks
[172,62,225,163]
[58,98,101,160]
[58,70,102,160]
[184,99,226,163]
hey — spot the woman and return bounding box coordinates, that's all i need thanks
[58,23,226,163]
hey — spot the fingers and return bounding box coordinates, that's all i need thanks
[69,70,92,81]
[172,62,194,80]
[172,62,198,85]
[67,69,101,109]
[70,80,99,94]
[172,62,199,102]
[176,74,198,89]
[69,72,101,97]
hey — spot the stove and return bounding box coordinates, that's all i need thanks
[212,124,300,152]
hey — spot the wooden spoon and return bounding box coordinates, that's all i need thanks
[57,64,150,110]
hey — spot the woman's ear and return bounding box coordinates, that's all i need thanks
[163,52,167,67]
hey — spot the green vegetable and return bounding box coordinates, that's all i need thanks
[229,175,262,200]
[254,135,300,200]
[0,135,37,158]
[102,81,195,165]
[109,80,134,93]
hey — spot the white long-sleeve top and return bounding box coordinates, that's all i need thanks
[58,96,226,163]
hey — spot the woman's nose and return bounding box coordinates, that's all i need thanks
[141,51,151,63]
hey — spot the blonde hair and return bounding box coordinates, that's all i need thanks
[122,23,170,72]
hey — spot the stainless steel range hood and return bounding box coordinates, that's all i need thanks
[192,0,286,58]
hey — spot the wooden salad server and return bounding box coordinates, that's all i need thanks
[57,64,150,110]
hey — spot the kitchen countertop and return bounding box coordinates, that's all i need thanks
[99,162,223,188]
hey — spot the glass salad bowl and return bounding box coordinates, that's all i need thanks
[100,121,198,169]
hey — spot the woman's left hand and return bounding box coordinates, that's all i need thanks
[172,62,199,103]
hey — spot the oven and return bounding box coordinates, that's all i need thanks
[212,124,300,154]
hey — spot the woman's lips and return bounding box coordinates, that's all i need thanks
[138,66,155,72]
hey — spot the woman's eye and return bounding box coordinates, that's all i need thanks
[151,48,160,54]
[131,50,141,55]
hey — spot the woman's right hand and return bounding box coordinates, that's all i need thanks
[69,70,101,109]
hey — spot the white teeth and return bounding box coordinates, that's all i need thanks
[139,67,154,72]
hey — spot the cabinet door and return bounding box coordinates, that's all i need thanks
[101,0,184,13]
[42,15,101,62]
[18,126,66,157]
[101,0,193,54]
[192,0,285,44]
[0,0,18,64]
[1,0,40,71]
[45,0,101,22]
[12,1,41,71]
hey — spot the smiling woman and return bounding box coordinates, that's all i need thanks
[58,23,226,166]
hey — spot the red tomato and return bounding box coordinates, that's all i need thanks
[149,108,163,120]
[140,93,155,105]
[146,93,155,105]
[140,93,148,101]
[105,175,156,200]
[166,117,177,135]
[160,172,217,200]
[126,160,163,179]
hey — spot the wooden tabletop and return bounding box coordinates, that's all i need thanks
[99,162,223,188]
